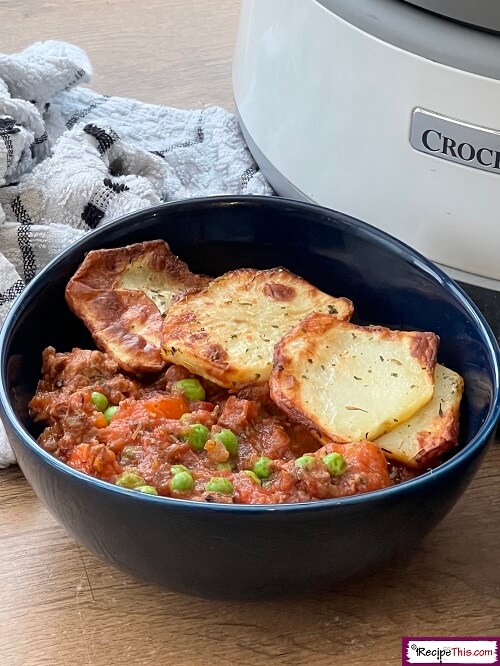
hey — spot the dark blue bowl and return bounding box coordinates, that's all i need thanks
[1,196,499,599]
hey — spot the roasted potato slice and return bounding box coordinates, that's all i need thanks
[161,268,353,387]
[376,363,463,467]
[270,315,438,442]
[65,240,209,374]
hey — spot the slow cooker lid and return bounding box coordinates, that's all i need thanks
[403,0,500,35]
[318,0,500,81]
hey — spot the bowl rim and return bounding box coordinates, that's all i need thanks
[1,194,499,513]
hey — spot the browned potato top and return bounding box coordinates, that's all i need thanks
[270,315,439,444]
[376,363,463,467]
[161,267,353,387]
[65,240,208,374]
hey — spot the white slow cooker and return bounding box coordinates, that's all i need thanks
[233,0,500,316]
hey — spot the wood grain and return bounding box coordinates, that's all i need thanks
[0,0,238,110]
[0,1,499,665]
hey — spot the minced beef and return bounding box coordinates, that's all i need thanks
[29,347,395,503]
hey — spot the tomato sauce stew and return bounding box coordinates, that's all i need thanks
[29,347,416,503]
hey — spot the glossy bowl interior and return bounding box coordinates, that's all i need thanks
[1,196,499,598]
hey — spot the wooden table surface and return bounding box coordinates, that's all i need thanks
[1,1,499,664]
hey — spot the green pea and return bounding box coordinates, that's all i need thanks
[214,429,238,454]
[216,462,233,471]
[205,477,234,494]
[171,464,190,475]
[252,456,272,479]
[115,471,146,489]
[181,423,209,451]
[244,470,261,485]
[121,445,139,461]
[136,485,158,495]
[295,455,315,470]
[104,405,119,424]
[172,378,206,402]
[323,452,347,476]
[91,391,108,412]
[169,471,194,492]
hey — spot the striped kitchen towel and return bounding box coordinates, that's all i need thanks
[0,40,272,467]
